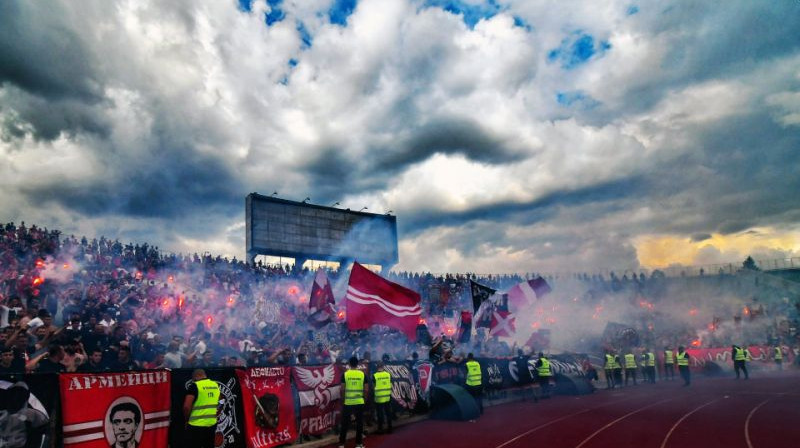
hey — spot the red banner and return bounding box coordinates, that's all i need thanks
[346,262,421,340]
[685,345,794,372]
[236,367,296,448]
[292,364,342,435]
[60,371,171,447]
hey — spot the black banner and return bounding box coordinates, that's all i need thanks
[432,361,464,385]
[383,363,418,410]
[1,373,61,448]
[169,368,246,448]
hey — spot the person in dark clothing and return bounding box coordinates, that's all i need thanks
[514,349,537,401]
[35,344,66,373]
[339,356,367,448]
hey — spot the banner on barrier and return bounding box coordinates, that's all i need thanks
[236,367,296,448]
[415,361,433,400]
[170,368,246,448]
[1,373,60,448]
[687,345,793,371]
[432,361,464,386]
[60,371,171,447]
[384,363,418,410]
[293,364,342,435]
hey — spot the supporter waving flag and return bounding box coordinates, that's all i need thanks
[506,277,551,311]
[470,280,496,314]
[346,262,421,340]
[308,268,336,329]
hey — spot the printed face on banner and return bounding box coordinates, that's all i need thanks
[104,397,143,447]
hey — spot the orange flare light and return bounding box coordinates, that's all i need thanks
[32,277,44,286]
[227,296,236,306]
[206,316,213,327]
[35,260,45,268]
[162,299,170,308]
[63,263,70,270]
[691,339,701,347]
[419,318,427,325]
[689,308,698,316]
[337,311,345,320]
[288,285,299,295]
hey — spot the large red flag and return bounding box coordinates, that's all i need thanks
[506,277,551,310]
[490,310,516,337]
[346,262,421,340]
[308,268,336,329]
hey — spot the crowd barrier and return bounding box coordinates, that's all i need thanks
[0,355,589,448]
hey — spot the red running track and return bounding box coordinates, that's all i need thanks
[327,371,800,448]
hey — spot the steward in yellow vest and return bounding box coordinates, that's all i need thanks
[732,345,749,380]
[604,351,616,389]
[464,353,484,414]
[183,369,220,448]
[624,353,637,386]
[663,347,675,381]
[536,352,553,398]
[676,346,690,386]
[339,357,367,448]
[774,345,783,370]
[373,362,393,434]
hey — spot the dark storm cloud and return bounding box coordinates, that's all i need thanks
[691,233,712,243]
[19,143,243,220]
[0,1,101,102]
[375,117,525,171]
[399,176,646,236]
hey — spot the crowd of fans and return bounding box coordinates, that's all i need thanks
[1,221,798,375]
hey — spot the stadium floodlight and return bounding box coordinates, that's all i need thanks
[270,191,278,197]
[359,207,368,212]
[331,202,340,207]
[302,197,311,203]
[386,210,393,215]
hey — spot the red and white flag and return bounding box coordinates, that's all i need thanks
[60,371,171,448]
[506,277,551,310]
[308,268,336,329]
[346,262,421,340]
[490,310,516,337]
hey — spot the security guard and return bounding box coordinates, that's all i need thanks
[732,344,749,380]
[663,346,675,381]
[464,353,483,414]
[624,352,638,386]
[183,369,220,448]
[604,350,616,389]
[373,361,393,434]
[613,352,623,387]
[535,352,553,399]
[676,346,690,386]
[643,349,656,383]
[339,356,367,448]
[774,344,783,370]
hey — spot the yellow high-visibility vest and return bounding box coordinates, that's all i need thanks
[466,360,482,386]
[537,358,552,377]
[604,354,615,369]
[624,354,636,369]
[612,356,621,369]
[646,353,655,367]
[373,371,392,404]
[344,370,365,405]
[188,378,220,427]
[664,350,674,364]
[676,351,688,366]
[775,347,783,360]
[734,347,746,361]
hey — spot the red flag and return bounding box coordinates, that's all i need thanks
[346,262,421,340]
[506,277,551,310]
[490,310,516,337]
[60,371,171,448]
[308,268,336,329]
[236,367,296,447]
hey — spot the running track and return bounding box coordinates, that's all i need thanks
[327,371,800,448]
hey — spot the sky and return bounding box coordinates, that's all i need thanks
[1,0,799,275]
